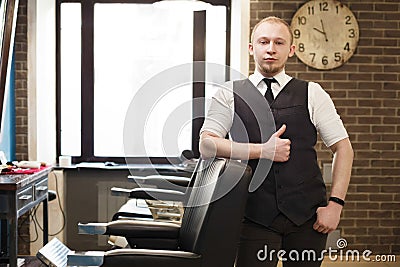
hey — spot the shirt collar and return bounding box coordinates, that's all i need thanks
[249,69,291,88]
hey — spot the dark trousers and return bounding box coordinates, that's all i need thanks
[235,213,327,267]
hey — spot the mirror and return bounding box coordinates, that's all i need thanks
[0,0,18,133]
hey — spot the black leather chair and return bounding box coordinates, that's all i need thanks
[68,158,252,267]
[109,150,197,221]
[79,153,199,248]
[109,174,192,222]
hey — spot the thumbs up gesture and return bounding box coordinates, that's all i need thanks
[261,124,291,162]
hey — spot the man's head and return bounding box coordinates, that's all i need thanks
[249,16,295,77]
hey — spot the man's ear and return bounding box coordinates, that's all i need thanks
[288,44,295,57]
[248,43,254,55]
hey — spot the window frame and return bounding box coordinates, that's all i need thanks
[55,0,231,164]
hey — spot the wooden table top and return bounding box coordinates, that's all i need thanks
[0,167,52,191]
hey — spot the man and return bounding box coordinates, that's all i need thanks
[199,16,353,266]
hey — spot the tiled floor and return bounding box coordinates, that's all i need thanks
[276,256,399,266]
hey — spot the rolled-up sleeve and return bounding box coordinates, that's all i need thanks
[200,83,234,138]
[309,82,349,147]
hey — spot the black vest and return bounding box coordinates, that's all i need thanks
[231,78,327,226]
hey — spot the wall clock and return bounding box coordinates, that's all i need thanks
[290,0,359,70]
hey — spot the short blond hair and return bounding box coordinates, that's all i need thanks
[250,16,293,45]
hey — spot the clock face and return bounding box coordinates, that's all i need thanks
[290,0,359,70]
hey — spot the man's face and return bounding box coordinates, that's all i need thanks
[249,21,295,77]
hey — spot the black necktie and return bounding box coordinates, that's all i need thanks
[263,78,277,104]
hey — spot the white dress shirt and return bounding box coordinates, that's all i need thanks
[200,69,348,148]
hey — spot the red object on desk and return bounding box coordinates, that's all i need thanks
[0,165,49,175]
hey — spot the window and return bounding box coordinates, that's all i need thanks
[57,0,230,163]
[60,3,81,156]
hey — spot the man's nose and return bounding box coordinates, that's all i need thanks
[266,41,276,52]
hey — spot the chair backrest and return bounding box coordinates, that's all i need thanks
[178,158,252,267]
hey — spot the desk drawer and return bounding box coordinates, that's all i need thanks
[17,186,34,211]
[35,178,48,200]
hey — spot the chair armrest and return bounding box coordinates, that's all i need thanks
[111,187,185,201]
[104,249,201,266]
[67,249,201,267]
[110,187,132,197]
[78,222,109,235]
[104,248,201,259]
[129,188,185,201]
[105,248,200,259]
[78,220,180,238]
[128,175,191,189]
[67,251,105,267]
[112,199,152,221]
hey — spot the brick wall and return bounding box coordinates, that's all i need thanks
[14,0,30,255]
[250,0,400,254]
[14,0,28,162]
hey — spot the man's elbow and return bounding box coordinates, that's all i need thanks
[199,134,218,159]
[344,139,354,160]
[333,138,354,160]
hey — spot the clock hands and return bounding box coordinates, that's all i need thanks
[313,19,328,42]
[319,19,328,42]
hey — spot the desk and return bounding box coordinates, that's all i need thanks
[0,167,52,267]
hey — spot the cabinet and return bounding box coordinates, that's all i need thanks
[0,167,52,267]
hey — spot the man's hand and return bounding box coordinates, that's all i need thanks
[313,202,343,234]
[261,124,291,162]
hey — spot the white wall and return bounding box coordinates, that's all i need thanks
[27,0,59,255]
[231,0,250,76]
[27,0,56,164]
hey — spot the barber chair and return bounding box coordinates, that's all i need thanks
[110,149,197,222]
[77,151,198,248]
[68,158,252,267]
[109,175,190,223]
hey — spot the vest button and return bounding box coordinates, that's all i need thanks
[275,169,279,175]
[278,185,283,189]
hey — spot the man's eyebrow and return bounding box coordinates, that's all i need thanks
[257,36,287,42]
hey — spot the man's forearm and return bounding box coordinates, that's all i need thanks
[199,132,262,160]
[200,126,290,162]
[329,138,354,200]
[313,138,353,233]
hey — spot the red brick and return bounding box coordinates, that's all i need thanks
[369,211,392,218]
[349,176,370,184]
[358,99,382,107]
[356,202,380,210]
[381,185,400,193]
[352,142,371,150]
[371,160,395,167]
[345,194,369,201]
[339,219,355,227]
[369,177,394,184]
[344,227,367,235]
[371,143,394,150]
[343,210,368,218]
[368,228,392,235]
[355,236,378,244]
[380,219,400,227]
[375,3,399,12]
